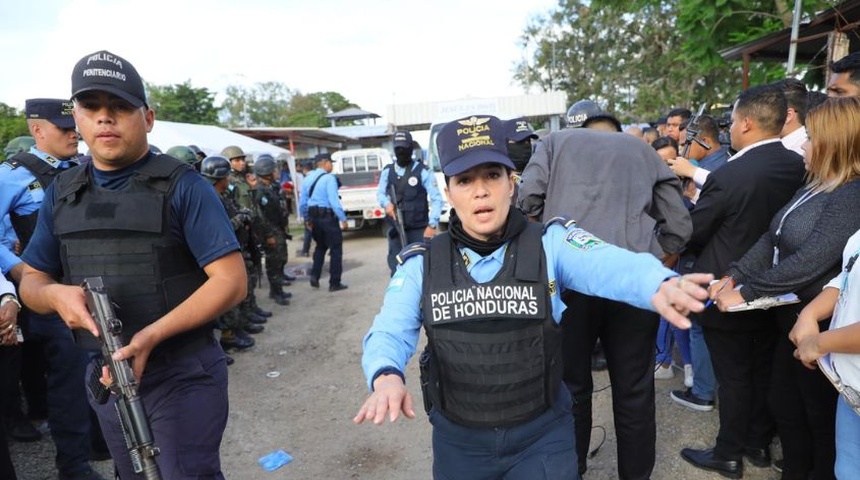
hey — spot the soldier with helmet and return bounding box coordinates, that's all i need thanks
[200,155,260,354]
[166,145,197,165]
[252,154,292,305]
[3,136,36,161]
[222,145,272,317]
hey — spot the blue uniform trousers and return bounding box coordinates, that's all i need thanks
[87,340,228,480]
[28,313,93,477]
[310,215,343,285]
[429,386,579,480]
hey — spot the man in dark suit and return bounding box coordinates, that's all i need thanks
[680,84,806,478]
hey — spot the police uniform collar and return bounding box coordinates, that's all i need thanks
[29,147,65,168]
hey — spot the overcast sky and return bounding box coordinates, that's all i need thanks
[0,0,557,117]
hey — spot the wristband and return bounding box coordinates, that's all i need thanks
[0,294,21,310]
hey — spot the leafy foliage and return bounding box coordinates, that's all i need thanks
[220,82,358,128]
[0,102,29,161]
[514,0,833,121]
[146,80,219,125]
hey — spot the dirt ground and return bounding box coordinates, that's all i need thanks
[12,230,784,479]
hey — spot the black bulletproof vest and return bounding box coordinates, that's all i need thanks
[386,163,429,229]
[421,223,562,428]
[6,153,67,251]
[52,155,209,352]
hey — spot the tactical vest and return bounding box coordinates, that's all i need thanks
[6,152,68,251]
[52,155,210,354]
[421,223,561,428]
[386,163,429,229]
[229,170,254,210]
[255,182,288,230]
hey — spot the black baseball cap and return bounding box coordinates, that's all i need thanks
[436,115,514,176]
[71,50,147,108]
[393,130,413,149]
[505,117,538,142]
[24,98,75,129]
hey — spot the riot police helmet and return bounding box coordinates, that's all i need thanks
[254,153,277,176]
[566,100,622,131]
[200,155,231,180]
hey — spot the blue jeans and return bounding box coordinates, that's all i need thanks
[655,318,691,365]
[835,396,860,478]
[429,387,579,480]
[689,322,716,401]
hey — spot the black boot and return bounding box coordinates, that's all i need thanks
[269,288,290,306]
[253,306,272,318]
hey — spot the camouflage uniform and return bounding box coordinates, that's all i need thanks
[228,169,266,310]
[253,178,291,303]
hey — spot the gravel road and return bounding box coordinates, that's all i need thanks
[12,230,783,479]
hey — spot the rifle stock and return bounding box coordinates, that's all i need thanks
[82,277,162,480]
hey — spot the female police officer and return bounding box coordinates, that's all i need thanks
[354,114,712,480]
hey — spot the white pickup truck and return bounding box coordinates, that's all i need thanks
[331,148,392,231]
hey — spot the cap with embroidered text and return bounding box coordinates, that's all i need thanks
[393,130,413,149]
[71,50,147,108]
[436,115,514,176]
[25,98,75,129]
[505,117,538,142]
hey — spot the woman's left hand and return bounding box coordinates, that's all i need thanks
[715,290,745,312]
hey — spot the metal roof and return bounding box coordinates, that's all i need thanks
[326,107,381,120]
[228,127,354,150]
[720,0,860,63]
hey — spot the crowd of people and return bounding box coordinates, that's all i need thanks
[1,47,860,480]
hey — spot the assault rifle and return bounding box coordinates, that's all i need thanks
[681,103,711,158]
[387,184,408,247]
[83,277,162,480]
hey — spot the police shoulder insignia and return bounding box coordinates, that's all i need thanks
[548,279,557,296]
[565,228,605,251]
[27,181,42,191]
[512,173,522,184]
[461,252,471,268]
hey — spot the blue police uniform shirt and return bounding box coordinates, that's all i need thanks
[376,162,444,227]
[22,153,239,277]
[1,215,17,253]
[298,167,346,222]
[0,147,77,275]
[361,222,676,389]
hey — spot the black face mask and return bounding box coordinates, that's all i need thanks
[506,142,532,172]
[395,148,413,167]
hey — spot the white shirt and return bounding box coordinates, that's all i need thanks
[0,273,14,298]
[828,228,860,391]
[781,126,807,157]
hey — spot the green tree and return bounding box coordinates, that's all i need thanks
[515,0,831,121]
[0,102,29,161]
[221,82,359,128]
[146,80,219,125]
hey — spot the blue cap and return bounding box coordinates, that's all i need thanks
[436,115,514,176]
[25,98,75,129]
[505,117,538,142]
[393,130,413,149]
[71,50,147,108]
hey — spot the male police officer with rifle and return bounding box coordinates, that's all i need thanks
[377,131,444,276]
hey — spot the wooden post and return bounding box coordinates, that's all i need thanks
[827,31,850,86]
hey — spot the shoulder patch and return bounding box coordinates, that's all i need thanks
[565,228,605,251]
[396,242,428,265]
[543,215,577,233]
[548,279,557,296]
[27,181,42,191]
